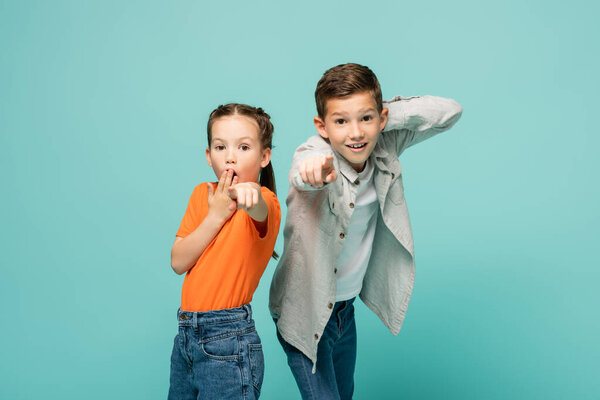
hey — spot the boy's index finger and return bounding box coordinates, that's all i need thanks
[322,155,335,172]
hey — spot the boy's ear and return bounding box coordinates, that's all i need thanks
[205,147,212,167]
[260,147,271,168]
[314,116,329,139]
[379,107,389,131]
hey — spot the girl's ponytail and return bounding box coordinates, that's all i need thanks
[259,161,276,196]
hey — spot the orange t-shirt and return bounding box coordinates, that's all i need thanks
[176,183,281,311]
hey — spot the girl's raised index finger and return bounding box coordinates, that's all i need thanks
[217,169,228,192]
[222,169,234,192]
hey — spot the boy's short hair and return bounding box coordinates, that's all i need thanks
[315,63,383,119]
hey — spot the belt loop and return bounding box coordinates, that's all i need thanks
[245,304,252,321]
[192,312,198,332]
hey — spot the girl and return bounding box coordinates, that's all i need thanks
[168,104,281,400]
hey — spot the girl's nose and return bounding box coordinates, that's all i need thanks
[226,150,236,163]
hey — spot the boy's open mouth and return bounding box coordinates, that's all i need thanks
[346,143,367,149]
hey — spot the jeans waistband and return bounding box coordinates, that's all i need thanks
[177,304,252,327]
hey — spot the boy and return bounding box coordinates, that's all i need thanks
[269,63,462,399]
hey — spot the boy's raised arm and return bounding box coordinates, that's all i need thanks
[382,95,463,153]
[289,136,337,191]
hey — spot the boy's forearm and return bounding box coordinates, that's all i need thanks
[170,214,224,275]
[383,95,463,133]
[289,138,333,192]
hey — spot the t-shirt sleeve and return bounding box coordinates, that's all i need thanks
[176,184,208,238]
[256,187,281,241]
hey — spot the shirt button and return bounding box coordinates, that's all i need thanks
[328,302,333,309]
[354,178,360,185]
[334,268,338,274]
[339,232,345,239]
[314,333,319,340]
[391,173,396,179]
[349,202,354,209]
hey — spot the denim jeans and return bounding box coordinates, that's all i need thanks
[168,305,264,400]
[276,298,357,400]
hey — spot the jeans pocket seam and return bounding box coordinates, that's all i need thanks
[248,343,264,392]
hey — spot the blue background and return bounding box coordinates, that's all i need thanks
[1,0,599,399]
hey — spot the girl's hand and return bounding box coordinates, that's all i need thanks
[299,154,338,187]
[228,182,263,211]
[207,169,237,224]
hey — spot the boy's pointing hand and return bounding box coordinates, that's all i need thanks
[299,155,338,188]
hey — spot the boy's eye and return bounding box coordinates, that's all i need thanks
[335,119,346,125]
[240,145,250,151]
[363,115,373,121]
[215,145,225,150]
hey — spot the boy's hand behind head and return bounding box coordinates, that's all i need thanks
[299,155,338,188]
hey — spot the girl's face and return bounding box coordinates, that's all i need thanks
[206,115,271,183]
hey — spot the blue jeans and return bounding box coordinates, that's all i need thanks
[276,298,357,400]
[168,305,264,400]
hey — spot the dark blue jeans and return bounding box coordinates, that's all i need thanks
[276,298,357,400]
[168,305,264,400]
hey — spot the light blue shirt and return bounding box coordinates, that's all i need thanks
[269,95,463,370]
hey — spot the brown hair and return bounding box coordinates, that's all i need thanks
[314,63,383,119]
[207,103,278,259]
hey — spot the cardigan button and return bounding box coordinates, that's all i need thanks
[339,232,345,239]
[334,268,338,274]
[349,202,354,209]
[354,178,360,185]
[314,333,319,340]
[391,173,396,179]
[328,302,333,309]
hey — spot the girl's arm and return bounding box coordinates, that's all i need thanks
[228,182,269,235]
[382,95,463,155]
[171,170,236,275]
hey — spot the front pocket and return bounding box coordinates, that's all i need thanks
[248,343,264,393]
[201,335,240,361]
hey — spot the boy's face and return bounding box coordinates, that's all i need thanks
[314,91,388,173]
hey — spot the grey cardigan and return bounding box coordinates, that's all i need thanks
[269,95,463,370]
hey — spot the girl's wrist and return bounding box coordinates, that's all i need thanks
[205,210,228,228]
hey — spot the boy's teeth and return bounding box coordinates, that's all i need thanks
[348,143,365,148]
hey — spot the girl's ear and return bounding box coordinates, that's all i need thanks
[205,147,212,167]
[260,147,271,168]
[314,116,328,139]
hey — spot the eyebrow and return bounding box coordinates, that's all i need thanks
[329,108,376,117]
[211,136,258,142]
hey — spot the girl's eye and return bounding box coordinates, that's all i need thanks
[240,145,250,151]
[363,115,373,121]
[215,145,225,151]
